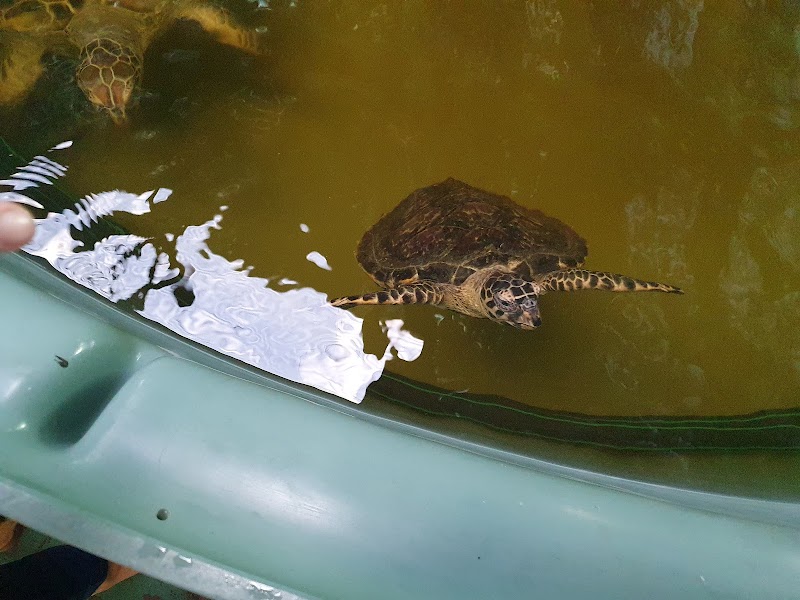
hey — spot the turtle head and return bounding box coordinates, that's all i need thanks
[481,273,542,330]
[77,39,141,124]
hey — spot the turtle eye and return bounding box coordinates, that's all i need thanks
[493,289,517,311]
[486,278,541,328]
[486,279,520,315]
[494,279,535,308]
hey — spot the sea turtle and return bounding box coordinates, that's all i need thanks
[0,0,259,123]
[331,178,683,330]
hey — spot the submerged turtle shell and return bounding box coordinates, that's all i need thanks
[357,178,589,288]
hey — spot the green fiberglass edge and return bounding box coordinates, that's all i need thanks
[1,254,799,600]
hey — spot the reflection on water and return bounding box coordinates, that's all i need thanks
[140,213,422,402]
[643,0,703,76]
[3,144,423,403]
[598,169,701,404]
[721,163,800,400]
[306,249,332,271]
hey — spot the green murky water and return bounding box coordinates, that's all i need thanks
[3,1,800,497]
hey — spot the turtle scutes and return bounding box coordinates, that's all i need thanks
[0,0,260,123]
[331,178,683,330]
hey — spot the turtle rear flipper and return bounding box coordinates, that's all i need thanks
[0,0,76,33]
[171,3,259,54]
[538,269,683,294]
[0,34,49,104]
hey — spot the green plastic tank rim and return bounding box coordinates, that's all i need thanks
[0,481,311,600]
[2,251,798,529]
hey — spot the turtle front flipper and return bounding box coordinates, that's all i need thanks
[330,283,445,309]
[537,269,683,294]
[172,3,259,54]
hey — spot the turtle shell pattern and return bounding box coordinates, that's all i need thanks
[357,178,589,289]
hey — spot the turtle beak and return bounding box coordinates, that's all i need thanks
[519,316,542,330]
[107,106,127,126]
[519,303,542,329]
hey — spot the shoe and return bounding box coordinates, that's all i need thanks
[0,518,23,553]
[91,561,139,595]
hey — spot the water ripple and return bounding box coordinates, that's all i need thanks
[4,142,423,403]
